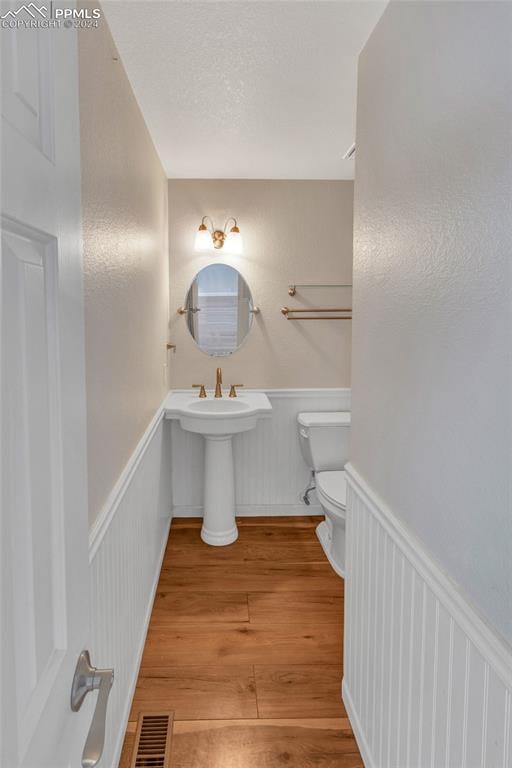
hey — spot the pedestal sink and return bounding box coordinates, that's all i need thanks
[164,391,272,545]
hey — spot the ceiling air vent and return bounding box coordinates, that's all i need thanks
[343,142,356,160]
[131,712,174,768]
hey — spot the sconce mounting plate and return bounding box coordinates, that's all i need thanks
[212,230,225,249]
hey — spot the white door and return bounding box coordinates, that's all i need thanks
[1,8,97,768]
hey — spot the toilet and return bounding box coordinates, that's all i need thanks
[297,411,351,577]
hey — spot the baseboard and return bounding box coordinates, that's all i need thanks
[342,679,375,768]
[172,503,323,518]
[344,462,512,767]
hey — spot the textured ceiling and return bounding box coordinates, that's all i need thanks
[102,1,386,179]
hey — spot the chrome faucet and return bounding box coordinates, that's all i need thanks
[215,367,223,398]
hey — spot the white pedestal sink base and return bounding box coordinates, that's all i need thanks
[164,390,272,547]
[201,435,238,546]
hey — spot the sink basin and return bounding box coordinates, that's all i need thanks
[164,390,271,435]
[164,390,272,546]
[188,399,251,413]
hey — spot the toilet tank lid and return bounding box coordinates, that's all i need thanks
[297,411,351,428]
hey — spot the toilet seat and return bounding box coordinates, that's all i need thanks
[316,470,346,514]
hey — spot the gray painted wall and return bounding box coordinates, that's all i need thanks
[351,1,512,645]
[79,14,169,526]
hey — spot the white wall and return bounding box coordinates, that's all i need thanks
[168,180,353,389]
[90,412,172,768]
[352,0,512,647]
[170,389,351,517]
[344,468,512,768]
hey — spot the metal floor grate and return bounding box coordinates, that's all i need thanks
[130,712,174,768]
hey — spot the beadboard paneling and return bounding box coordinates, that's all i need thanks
[89,413,172,768]
[169,388,350,516]
[343,464,512,768]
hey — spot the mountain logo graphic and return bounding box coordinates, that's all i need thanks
[1,3,47,19]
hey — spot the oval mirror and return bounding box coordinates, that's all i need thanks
[183,264,255,356]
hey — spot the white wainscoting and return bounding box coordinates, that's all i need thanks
[343,464,512,768]
[89,406,172,768]
[169,388,351,517]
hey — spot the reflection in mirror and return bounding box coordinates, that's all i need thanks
[184,264,255,356]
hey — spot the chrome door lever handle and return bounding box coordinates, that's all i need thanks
[71,650,114,768]
[81,671,113,768]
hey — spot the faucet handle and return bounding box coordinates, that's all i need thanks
[192,384,207,398]
[229,384,244,398]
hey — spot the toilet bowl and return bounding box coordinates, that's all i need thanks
[297,411,350,577]
[315,470,347,577]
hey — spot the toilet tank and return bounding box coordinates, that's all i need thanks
[297,412,351,471]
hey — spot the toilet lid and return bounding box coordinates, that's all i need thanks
[298,412,351,428]
[316,471,347,508]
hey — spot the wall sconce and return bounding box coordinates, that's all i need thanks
[194,216,243,255]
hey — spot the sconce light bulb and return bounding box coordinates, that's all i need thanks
[225,225,243,255]
[194,222,213,252]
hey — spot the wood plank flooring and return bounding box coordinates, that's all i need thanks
[118,516,362,768]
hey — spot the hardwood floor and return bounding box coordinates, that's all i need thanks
[118,516,362,768]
